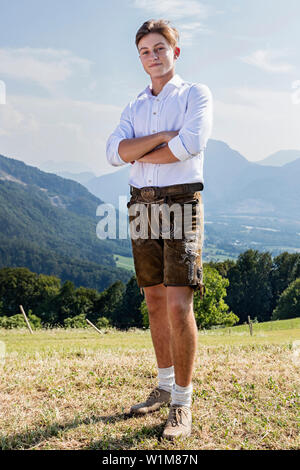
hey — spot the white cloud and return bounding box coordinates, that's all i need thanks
[133,0,219,44]
[240,49,295,74]
[0,47,92,93]
[179,22,213,45]
[212,86,300,161]
[0,95,123,176]
[133,0,211,19]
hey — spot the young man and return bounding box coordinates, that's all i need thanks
[106,19,213,440]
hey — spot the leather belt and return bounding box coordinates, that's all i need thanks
[130,182,203,202]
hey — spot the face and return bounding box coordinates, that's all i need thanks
[138,32,180,79]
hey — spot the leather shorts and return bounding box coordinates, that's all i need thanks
[127,184,205,299]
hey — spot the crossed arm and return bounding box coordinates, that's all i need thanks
[118,131,180,165]
[106,84,213,167]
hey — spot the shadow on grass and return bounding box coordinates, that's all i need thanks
[84,421,165,450]
[0,411,165,450]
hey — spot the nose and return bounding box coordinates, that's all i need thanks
[149,50,159,60]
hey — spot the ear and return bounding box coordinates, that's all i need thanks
[174,47,180,59]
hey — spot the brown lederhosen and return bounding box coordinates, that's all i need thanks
[127,182,206,299]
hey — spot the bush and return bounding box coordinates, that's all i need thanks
[28,312,42,329]
[96,316,111,329]
[0,312,42,329]
[194,266,239,329]
[271,278,300,320]
[64,313,87,328]
[0,316,10,328]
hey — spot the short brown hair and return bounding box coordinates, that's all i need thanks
[135,19,179,50]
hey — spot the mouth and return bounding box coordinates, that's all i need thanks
[149,63,162,68]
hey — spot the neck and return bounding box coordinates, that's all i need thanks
[150,69,175,96]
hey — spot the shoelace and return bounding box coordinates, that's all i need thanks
[169,406,188,427]
[148,388,161,400]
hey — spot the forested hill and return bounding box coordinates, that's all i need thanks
[1,152,109,218]
[0,153,132,292]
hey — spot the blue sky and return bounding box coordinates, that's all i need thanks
[0,0,299,175]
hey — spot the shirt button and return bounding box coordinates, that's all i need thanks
[152,130,155,133]
[153,112,157,115]
[148,179,152,183]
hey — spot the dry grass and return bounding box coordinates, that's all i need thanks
[0,325,299,450]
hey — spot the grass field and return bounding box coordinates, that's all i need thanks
[113,254,134,271]
[0,319,299,450]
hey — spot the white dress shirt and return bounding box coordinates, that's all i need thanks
[106,73,213,188]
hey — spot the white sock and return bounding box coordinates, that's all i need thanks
[171,382,193,407]
[158,366,175,393]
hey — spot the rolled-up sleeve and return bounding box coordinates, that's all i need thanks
[168,84,213,162]
[106,102,135,166]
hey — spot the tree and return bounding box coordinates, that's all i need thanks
[207,259,236,279]
[0,267,61,321]
[140,266,238,330]
[113,275,144,329]
[51,280,77,324]
[270,252,300,311]
[225,250,273,323]
[193,265,239,329]
[0,267,42,315]
[93,280,125,324]
[140,299,149,328]
[271,278,300,320]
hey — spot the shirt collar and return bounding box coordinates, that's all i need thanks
[140,74,184,100]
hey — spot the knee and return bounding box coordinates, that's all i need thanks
[144,285,166,316]
[168,299,193,325]
[146,295,163,315]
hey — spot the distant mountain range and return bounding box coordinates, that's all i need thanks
[7,139,300,264]
[41,141,300,219]
[203,140,300,217]
[0,154,133,292]
[38,159,94,174]
[55,170,97,186]
[78,139,300,260]
[257,149,300,166]
[77,138,300,216]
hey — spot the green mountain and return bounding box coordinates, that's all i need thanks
[0,153,133,291]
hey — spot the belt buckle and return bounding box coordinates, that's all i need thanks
[141,186,156,202]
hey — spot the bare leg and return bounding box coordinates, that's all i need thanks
[143,283,173,368]
[167,286,197,387]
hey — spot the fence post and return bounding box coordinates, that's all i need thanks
[19,305,33,334]
[86,319,103,335]
[247,316,253,336]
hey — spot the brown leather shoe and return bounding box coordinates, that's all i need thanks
[162,404,192,440]
[130,387,171,415]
